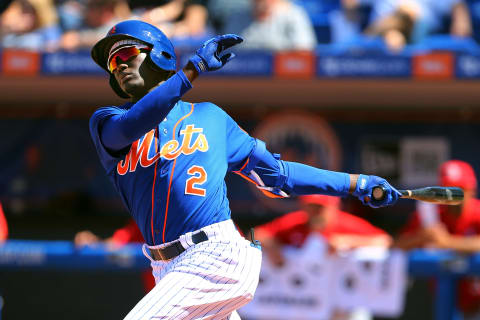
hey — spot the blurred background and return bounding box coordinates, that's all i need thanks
[1,0,480,319]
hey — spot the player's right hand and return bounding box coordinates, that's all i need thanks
[189,34,243,74]
[353,174,400,208]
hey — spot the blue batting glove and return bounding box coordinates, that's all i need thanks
[189,34,243,74]
[353,174,401,208]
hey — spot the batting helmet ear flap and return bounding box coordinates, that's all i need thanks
[144,54,176,80]
[109,74,130,99]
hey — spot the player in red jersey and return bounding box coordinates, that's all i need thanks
[255,194,391,266]
[395,160,480,317]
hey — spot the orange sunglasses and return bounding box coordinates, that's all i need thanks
[107,46,151,73]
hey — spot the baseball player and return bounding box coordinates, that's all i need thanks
[89,20,400,320]
[395,160,480,317]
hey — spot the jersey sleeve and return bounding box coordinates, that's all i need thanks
[232,140,350,199]
[224,112,256,172]
[257,211,307,238]
[89,106,128,175]
[223,113,349,199]
[99,71,192,151]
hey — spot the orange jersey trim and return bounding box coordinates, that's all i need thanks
[150,128,159,244]
[162,103,195,243]
[259,189,285,199]
[234,158,249,174]
[234,171,285,199]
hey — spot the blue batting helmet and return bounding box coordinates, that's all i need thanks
[91,20,177,98]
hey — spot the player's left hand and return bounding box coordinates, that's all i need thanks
[189,34,243,74]
[353,174,401,208]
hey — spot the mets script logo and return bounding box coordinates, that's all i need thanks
[117,124,208,175]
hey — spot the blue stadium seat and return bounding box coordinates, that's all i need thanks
[406,35,480,54]
[316,35,390,55]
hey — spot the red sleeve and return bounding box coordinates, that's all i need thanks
[0,203,7,241]
[467,199,480,234]
[111,219,144,245]
[256,211,308,243]
[334,211,387,236]
[257,211,307,235]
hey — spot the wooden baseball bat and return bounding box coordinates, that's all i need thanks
[372,186,464,205]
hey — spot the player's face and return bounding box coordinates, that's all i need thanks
[110,48,169,101]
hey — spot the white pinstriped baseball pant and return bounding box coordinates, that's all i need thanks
[123,219,262,320]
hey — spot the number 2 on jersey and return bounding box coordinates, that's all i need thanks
[185,165,207,196]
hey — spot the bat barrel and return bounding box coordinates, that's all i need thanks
[372,186,464,205]
[408,187,464,204]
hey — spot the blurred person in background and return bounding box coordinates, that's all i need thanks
[395,160,480,318]
[224,0,317,51]
[127,0,211,41]
[365,0,472,52]
[255,194,391,320]
[364,0,419,52]
[75,219,155,292]
[0,0,61,51]
[59,0,131,51]
[207,0,250,35]
[55,0,86,35]
[329,0,375,45]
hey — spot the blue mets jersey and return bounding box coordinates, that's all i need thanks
[90,100,255,245]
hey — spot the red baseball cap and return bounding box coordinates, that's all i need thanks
[440,160,477,190]
[298,194,340,208]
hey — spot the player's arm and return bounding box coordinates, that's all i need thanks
[435,235,480,253]
[98,70,194,151]
[450,2,472,37]
[236,139,400,208]
[419,223,480,253]
[98,34,240,152]
[392,213,431,250]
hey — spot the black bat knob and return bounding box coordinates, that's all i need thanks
[372,186,386,201]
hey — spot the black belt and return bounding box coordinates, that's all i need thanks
[149,231,208,261]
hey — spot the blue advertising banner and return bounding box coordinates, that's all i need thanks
[456,53,480,78]
[178,50,273,76]
[317,54,411,78]
[41,50,104,75]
